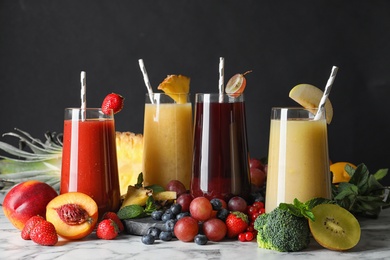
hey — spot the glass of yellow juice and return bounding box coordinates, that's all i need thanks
[142,93,193,189]
[265,107,332,212]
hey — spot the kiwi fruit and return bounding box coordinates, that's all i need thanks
[309,204,361,251]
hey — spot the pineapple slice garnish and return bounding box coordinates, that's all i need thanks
[115,132,144,196]
[157,75,190,104]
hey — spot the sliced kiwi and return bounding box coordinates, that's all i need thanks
[309,204,361,251]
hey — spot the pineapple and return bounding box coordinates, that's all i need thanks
[0,129,144,201]
[157,74,190,104]
[115,131,143,196]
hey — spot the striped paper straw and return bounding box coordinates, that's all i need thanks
[138,59,154,104]
[314,66,338,120]
[80,71,86,121]
[219,57,225,102]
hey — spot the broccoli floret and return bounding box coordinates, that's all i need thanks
[254,207,310,252]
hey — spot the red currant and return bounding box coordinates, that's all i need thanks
[245,232,254,241]
[251,212,260,221]
[253,201,264,209]
[238,233,246,242]
[247,206,258,215]
[246,226,254,232]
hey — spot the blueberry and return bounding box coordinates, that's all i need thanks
[146,227,161,239]
[161,211,175,222]
[141,234,155,245]
[194,234,208,245]
[170,203,182,215]
[151,210,164,221]
[210,198,223,211]
[176,212,190,220]
[216,208,229,221]
[159,231,173,241]
[164,219,176,232]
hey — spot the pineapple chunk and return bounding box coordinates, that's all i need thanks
[157,75,190,104]
[115,132,144,196]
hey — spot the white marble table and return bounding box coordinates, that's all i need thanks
[0,207,389,260]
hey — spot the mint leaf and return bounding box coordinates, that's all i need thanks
[349,164,369,192]
[279,198,316,221]
[145,184,165,193]
[135,172,144,188]
[373,168,388,181]
[144,196,157,214]
[117,205,145,219]
[279,202,302,217]
[333,182,358,200]
[305,197,332,210]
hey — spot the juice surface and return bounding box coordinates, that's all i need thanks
[191,101,251,202]
[142,103,193,188]
[60,119,121,215]
[265,118,331,212]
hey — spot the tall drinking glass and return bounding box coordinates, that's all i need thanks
[60,108,121,217]
[265,107,332,212]
[142,93,193,188]
[191,93,251,202]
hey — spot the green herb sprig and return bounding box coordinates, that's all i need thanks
[279,197,332,221]
[332,163,389,218]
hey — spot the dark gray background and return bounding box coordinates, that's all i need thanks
[1,0,389,184]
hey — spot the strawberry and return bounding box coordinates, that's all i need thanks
[21,215,45,240]
[225,211,249,238]
[96,219,119,240]
[101,93,124,115]
[30,220,58,246]
[102,212,124,232]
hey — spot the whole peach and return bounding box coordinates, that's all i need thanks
[2,180,58,230]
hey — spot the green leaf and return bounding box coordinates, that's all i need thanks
[135,173,144,188]
[279,198,316,221]
[333,182,358,200]
[279,203,301,217]
[145,184,165,193]
[305,197,333,210]
[144,196,157,214]
[373,168,388,181]
[117,205,145,219]
[350,164,370,193]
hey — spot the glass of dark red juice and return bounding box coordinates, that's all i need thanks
[60,108,121,217]
[190,93,251,203]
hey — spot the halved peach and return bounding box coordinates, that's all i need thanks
[46,192,98,240]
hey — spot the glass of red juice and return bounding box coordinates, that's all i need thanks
[190,93,251,203]
[60,108,121,217]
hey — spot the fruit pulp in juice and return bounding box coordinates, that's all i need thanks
[142,103,193,188]
[191,101,251,202]
[60,119,121,215]
[265,118,331,212]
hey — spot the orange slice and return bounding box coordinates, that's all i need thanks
[330,162,357,183]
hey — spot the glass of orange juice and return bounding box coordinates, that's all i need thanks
[265,107,332,212]
[142,93,193,188]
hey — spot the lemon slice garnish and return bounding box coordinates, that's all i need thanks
[289,84,333,124]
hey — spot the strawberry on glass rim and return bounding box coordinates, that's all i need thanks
[101,93,124,115]
[225,71,252,97]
